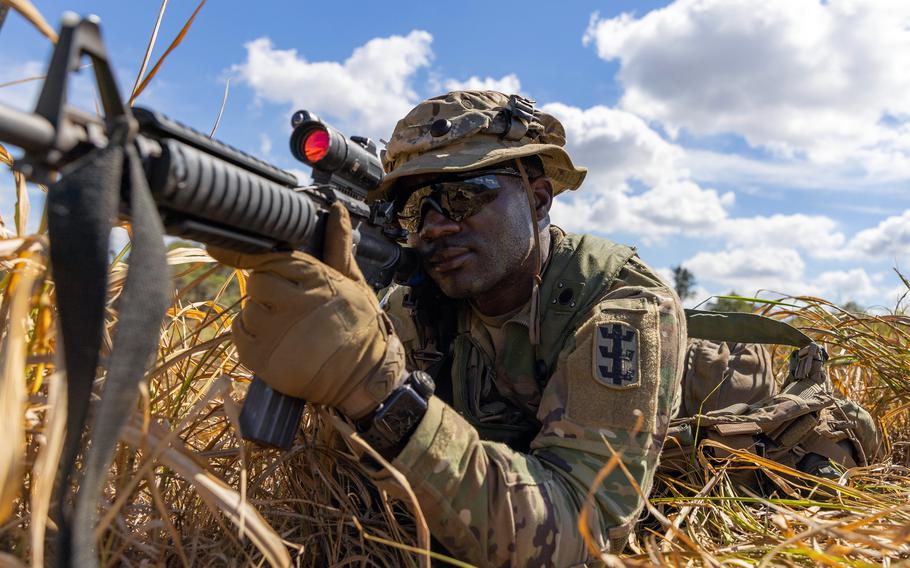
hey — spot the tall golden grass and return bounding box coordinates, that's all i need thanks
[641,293,910,566]
[1,3,909,566]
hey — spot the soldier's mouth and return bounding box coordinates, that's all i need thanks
[427,247,472,273]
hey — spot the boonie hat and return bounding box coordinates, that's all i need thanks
[370,90,586,202]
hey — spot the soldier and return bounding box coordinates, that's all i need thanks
[211,91,687,566]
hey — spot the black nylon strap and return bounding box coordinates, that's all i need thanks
[49,120,170,567]
[49,129,123,564]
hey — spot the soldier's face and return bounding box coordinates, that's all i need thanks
[406,173,552,304]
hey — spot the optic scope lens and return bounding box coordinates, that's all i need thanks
[302,129,329,163]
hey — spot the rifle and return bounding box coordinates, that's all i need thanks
[0,13,417,566]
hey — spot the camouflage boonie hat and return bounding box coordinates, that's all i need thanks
[370,90,587,202]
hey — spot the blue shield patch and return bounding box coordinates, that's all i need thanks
[593,322,640,389]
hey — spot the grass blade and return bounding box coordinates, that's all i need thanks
[0,250,42,521]
[209,78,230,137]
[129,0,207,104]
[119,423,292,567]
[0,0,57,43]
[29,370,66,567]
[129,0,169,103]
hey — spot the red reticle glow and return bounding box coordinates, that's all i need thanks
[303,129,329,163]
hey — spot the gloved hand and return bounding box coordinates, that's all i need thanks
[208,201,407,419]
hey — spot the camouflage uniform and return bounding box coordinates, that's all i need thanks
[368,91,686,566]
[376,230,685,566]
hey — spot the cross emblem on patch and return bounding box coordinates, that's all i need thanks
[593,322,639,388]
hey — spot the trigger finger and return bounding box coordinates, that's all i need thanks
[324,202,366,282]
[323,202,351,270]
[236,289,273,339]
[230,314,267,372]
[207,245,285,270]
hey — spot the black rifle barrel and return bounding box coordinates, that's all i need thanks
[0,104,55,152]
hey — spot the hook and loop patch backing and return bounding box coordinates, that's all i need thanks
[566,296,660,433]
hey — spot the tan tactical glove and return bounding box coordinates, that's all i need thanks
[209,201,407,419]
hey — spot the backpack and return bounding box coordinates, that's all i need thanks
[661,311,882,490]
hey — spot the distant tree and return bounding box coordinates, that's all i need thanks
[672,265,697,300]
[707,292,754,313]
[841,300,865,314]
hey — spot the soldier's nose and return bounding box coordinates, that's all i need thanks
[418,209,461,241]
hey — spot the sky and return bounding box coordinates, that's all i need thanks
[1,0,908,309]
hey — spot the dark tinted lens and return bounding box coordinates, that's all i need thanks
[452,173,503,191]
[397,186,433,233]
[440,187,498,220]
[396,176,503,233]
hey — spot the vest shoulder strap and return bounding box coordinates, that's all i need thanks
[534,232,637,374]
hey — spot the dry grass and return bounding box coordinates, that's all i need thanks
[637,295,910,566]
[1,4,909,566]
[0,241,433,566]
[0,193,906,568]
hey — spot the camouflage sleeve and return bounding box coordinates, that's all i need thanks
[385,258,686,567]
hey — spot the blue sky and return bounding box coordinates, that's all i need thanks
[1,0,908,309]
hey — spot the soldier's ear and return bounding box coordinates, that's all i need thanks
[531,177,553,221]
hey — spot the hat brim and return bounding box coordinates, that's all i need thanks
[370,138,586,202]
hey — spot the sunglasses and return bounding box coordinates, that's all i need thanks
[396,168,521,233]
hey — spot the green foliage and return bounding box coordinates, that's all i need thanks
[706,291,755,313]
[174,262,241,306]
[169,241,241,307]
[671,265,696,300]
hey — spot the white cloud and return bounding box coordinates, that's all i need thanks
[0,60,43,111]
[549,178,733,245]
[543,102,683,187]
[716,214,847,259]
[584,0,910,169]
[682,148,910,194]
[541,103,896,264]
[814,268,881,304]
[684,247,807,294]
[654,266,675,288]
[543,103,858,255]
[443,74,522,95]
[259,133,272,157]
[544,102,734,242]
[232,31,433,139]
[846,209,910,261]
[683,246,893,304]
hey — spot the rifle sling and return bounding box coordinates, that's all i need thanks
[49,118,170,568]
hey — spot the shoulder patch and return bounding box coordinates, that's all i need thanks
[562,295,664,433]
[593,322,640,388]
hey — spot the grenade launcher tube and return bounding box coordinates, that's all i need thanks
[140,127,415,449]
